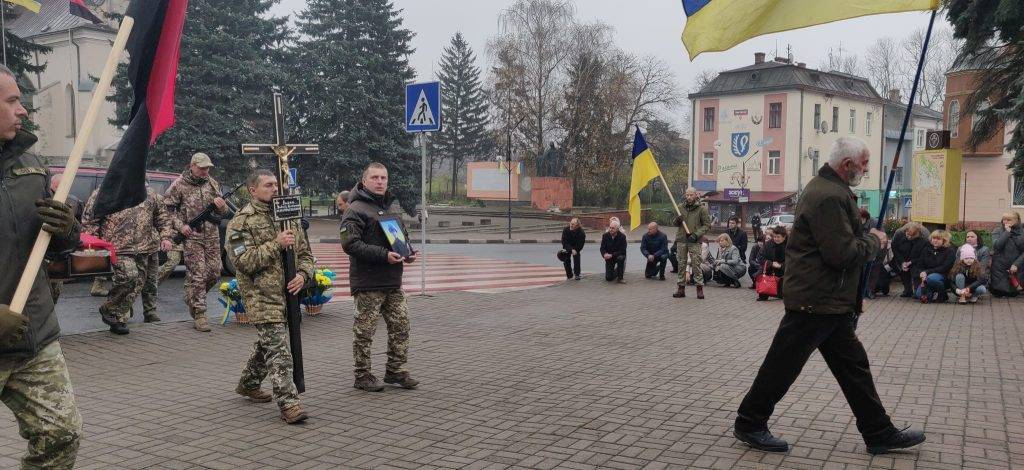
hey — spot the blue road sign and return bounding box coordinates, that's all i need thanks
[288,167,298,188]
[405,81,442,133]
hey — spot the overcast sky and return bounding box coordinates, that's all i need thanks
[272,1,945,125]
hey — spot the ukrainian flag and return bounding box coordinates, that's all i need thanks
[682,0,939,60]
[628,127,664,231]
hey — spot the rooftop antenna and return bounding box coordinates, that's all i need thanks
[786,44,793,63]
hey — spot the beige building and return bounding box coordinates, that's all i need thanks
[8,0,129,166]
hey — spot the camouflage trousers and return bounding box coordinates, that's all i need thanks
[103,253,159,323]
[184,239,221,319]
[676,243,704,286]
[89,277,109,297]
[239,323,299,410]
[156,249,182,284]
[352,289,410,378]
[0,341,82,470]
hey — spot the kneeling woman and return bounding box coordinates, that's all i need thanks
[757,226,788,301]
[915,230,956,303]
[713,233,746,288]
[951,244,988,304]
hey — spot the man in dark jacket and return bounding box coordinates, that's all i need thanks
[560,218,585,280]
[0,67,83,469]
[890,223,927,297]
[640,222,670,280]
[600,218,628,283]
[734,138,924,455]
[340,163,419,392]
[726,216,749,262]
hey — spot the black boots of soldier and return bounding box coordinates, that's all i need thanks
[673,285,686,298]
[734,429,789,453]
[99,305,128,335]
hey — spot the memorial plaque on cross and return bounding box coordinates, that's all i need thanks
[240,91,319,393]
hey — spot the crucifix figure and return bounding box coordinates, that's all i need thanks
[240,91,319,392]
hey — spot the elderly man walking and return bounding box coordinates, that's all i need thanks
[733,138,925,454]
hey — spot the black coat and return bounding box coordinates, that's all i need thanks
[990,225,1024,294]
[561,227,585,252]
[891,230,927,267]
[340,183,409,294]
[600,231,627,259]
[914,245,956,279]
[763,239,787,275]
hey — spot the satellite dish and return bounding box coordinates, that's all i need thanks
[820,121,829,133]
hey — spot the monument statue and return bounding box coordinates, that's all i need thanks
[536,142,565,177]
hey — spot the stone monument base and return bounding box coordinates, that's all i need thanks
[531,177,572,211]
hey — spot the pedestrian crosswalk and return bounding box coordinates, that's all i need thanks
[311,243,569,296]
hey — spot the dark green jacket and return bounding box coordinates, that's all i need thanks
[673,200,711,242]
[340,183,410,294]
[783,165,879,315]
[1,131,79,357]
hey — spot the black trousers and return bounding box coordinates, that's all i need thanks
[669,251,679,272]
[645,255,668,278]
[562,253,581,278]
[736,311,896,443]
[605,255,626,281]
[897,269,914,295]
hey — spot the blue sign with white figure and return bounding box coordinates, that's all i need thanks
[288,167,297,188]
[405,81,442,133]
[731,132,750,158]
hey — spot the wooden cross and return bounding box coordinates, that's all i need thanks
[239,91,318,393]
[241,92,319,197]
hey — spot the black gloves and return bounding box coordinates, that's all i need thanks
[687,234,699,243]
[0,305,29,348]
[35,198,75,236]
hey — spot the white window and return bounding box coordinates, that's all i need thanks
[894,167,903,185]
[972,99,990,132]
[832,107,839,133]
[915,129,926,149]
[814,104,821,130]
[1014,176,1024,207]
[769,102,782,128]
[703,107,715,132]
[949,100,960,138]
[849,109,856,133]
[702,152,714,175]
[768,150,781,175]
[866,112,873,136]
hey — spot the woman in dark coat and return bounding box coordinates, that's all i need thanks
[990,212,1024,297]
[914,230,957,303]
[890,222,928,297]
[560,217,586,280]
[757,226,787,301]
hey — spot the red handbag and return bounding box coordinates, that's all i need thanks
[1011,271,1023,291]
[756,263,781,297]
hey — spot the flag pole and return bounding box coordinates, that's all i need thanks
[7,16,135,314]
[2,2,7,66]
[859,8,937,303]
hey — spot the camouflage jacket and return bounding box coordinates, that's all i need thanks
[82,188,175,255]
[226,199,314,324]
[163,170,224,242]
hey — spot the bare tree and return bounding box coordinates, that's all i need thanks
[864,37,903,99]
[901,26,958,109]
[690,68,719,94]
[488,0,577,157]
[821,44,862,76]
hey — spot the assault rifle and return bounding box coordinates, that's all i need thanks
[171,182,246,244]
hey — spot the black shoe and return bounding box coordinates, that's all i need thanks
[383,371,419,389]
[866,427,925,455]
[574,275,581,280]
[99,305,116,327]
[354,374,385,392]
[734,429,789,453]
[659,275,666,281]
[110,322,129,335]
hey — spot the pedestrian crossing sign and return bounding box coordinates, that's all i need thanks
[405,81,442,133]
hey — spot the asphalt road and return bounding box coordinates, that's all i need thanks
[55,243,737,335]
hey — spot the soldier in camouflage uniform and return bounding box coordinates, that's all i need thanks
[0,66,83,469]
[82,187,175,334]
[46,174,83,305]
[226,169,313,424]
[341,163,419,392]
[672,188,712,300]
[163,153,227,332]
[156,191,183,285]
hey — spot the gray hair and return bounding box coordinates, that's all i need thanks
[828,137,868,168]
[0,64,15,80]
[338,190,351,202]
[609,217,621,229]
[246,169,276,188]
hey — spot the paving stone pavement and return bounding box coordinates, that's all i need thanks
[2,273,1023,469]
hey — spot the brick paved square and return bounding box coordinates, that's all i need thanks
[3,273,1024,468]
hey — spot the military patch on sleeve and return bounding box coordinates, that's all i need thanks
[339,226,350,245]
[228,231,247,256]
[12,167,47,176]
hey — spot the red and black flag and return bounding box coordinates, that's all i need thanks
[92,0,188,217]
[69,0,102,23]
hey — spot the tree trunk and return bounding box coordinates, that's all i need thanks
[451,157,459,200]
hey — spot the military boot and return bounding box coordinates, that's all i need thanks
[98,305,117,327]
[193,314,211,332]
[383,371,419,389]
[280,405,308,424]
[354,374,385,392]
[90,277,109,297]
[143,311,161,323]
[235,384,272,403]
[696,285,705,300]
[673,285,686,298]
[110,322,129,335]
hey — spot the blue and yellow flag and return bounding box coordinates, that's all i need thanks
[682,0,939,60]
[628,127,664,231]
[3,0,41,13]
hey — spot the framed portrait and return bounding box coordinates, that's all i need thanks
[378,216,413,258]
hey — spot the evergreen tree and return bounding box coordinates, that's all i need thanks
[432,33,490,198]
[3,3,51,131]
[109,0,289,185]
[947,0,1024,174]
[294,0,419,213]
